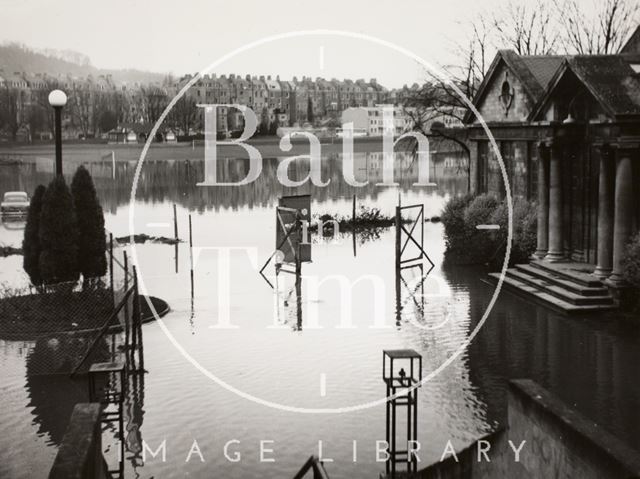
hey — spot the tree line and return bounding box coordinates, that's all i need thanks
[0,76,178,141]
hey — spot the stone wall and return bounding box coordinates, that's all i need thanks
[48,403,112,479]
[415,380,640,478]
[474,63,534,123]
[508,379,640,478]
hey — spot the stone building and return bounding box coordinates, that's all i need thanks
[465,27,640,307]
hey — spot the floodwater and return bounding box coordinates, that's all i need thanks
[1,147,639,479]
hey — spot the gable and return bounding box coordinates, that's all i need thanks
[473,61,536,123]
[534,68,608,122]
[622,25,640,55]
[531,56,640,121]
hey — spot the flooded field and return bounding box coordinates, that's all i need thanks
[1,147,639,478]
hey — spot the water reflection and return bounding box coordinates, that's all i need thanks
[445,263,640,451]
[1,151,640,479]
[0,151,469,216]
[25,373,88,445]
[24,335,110,444]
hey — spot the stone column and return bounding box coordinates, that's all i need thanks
[545,141,565,262]
[534,143,549,259]
[608,148,634,285]
[593,146,615,278]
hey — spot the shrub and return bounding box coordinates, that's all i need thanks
[489,198,537,266]
[22,184,46,288]
[441,193,537,267]
[440,193,473,251]
[38,176,79,285]
[623,232,640,288]
[441,193,499,264]
[71,166,107,281]
[463,194,500,262]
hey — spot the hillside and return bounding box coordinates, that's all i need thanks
[0,42,168,84]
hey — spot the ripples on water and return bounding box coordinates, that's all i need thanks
[1,151,639,478]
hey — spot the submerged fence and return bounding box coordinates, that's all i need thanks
[0,234,144,377]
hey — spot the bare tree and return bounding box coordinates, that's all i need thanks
[403,13,494,133]
[141,85,168,124]
[492,1,560,55]
[31,78,61,137]
[68,82,93,138]
[0,85,25,140]
[168,95,197,135]
[557,0,640,54]
[399,15,493,192]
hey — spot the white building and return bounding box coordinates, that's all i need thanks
[341,105,412,137]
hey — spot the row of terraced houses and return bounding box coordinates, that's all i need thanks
[0,69,427,142]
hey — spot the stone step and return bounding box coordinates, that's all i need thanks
[488,273,615,314]
[505,269,613,306]
[514,264,609,297]
[530,260,603,288]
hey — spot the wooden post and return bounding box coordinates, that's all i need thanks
[133,265,144,373]
[352,194,356,223]
[173,204,178,241]
[352,195,357,257]
[109,233,114,306]
[395,206,402,324]
[395,206,401,271]
[130,265,138,372]
[189,214,194,302]
[123,251,130,366]
[295,241,302,329]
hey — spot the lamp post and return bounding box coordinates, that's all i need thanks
[48,89,67,176]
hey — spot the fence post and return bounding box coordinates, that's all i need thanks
[109,233,114,307]
[109,236,115,359]
[352,194,356,223]
[132,265,143,373]
[395,206,401,271]
[395,206,402,321]
[189,214,194,303]
[123,251,130,368]
[295,241,302,328]
[173,203,178,242]
[130,269,138,372]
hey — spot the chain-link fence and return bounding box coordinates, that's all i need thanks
[0,234,143,377]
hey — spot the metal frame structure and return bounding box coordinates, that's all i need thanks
[293,455,331,479]
[395,204,434,273]
[394,204,434,325]
[382,349,422,478]
[259,206,304,288]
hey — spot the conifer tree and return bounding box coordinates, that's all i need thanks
[22,184,46,288]
[71,165,107,280]
[38,176,79,285]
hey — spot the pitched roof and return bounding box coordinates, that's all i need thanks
[531,55,640,119]
[568,56,640,116]
[464,50,565,123]
[621,25,640,55]
[518,55,567,93]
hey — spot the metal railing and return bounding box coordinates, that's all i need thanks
[293,456,330,479]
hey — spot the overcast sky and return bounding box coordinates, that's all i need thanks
[0,0,573,87]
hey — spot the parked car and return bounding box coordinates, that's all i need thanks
[1,191,29,216]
